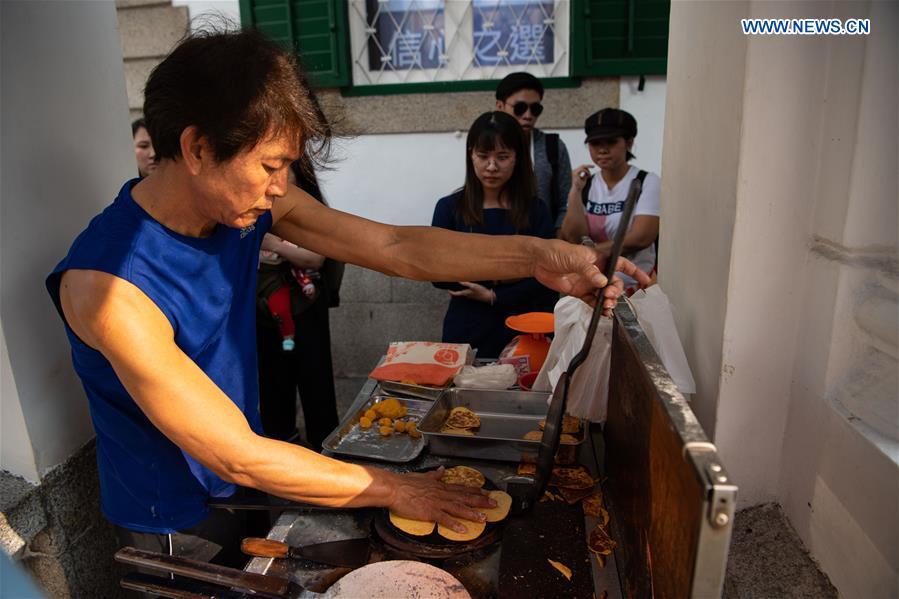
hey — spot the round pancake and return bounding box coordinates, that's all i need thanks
[441,425,475,436]
[445,406,480,429]
[437,518,487,542]
[523,430,543,441]
[560,433,578,445]
[587,524,617,555]
[389,512,436,536]
[440,466,485,488]
[539,415,581,434]
[582,492,605,518]
[550,466,595,490]
[482,490,512,522]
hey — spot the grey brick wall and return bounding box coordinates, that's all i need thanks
[329,265,449,414]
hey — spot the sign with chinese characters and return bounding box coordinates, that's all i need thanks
[366,0,445,71]
[473,0,554,66]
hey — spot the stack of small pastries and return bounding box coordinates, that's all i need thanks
[388,466,512,542]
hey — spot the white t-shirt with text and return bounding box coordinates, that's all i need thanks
[584,165,661,286]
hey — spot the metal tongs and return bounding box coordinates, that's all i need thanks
[507,175,644,514]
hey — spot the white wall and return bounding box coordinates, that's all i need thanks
[662,0,897,594]
[0,1,136,476]
[315,77,668,225]
[174,0,240,30]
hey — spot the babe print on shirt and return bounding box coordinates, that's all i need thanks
[585,200,624,216]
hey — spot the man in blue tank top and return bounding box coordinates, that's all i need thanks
[47,29,649,568]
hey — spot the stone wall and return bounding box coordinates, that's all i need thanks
[329,265,450,413]
[116,0,189,121]
[1,442,127,598]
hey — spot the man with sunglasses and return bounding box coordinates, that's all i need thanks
[495,72,572,234]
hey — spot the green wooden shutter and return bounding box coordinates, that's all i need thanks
[239,0,350,87]
[571,0,670,76]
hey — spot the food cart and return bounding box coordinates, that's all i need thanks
[118,300,736,598]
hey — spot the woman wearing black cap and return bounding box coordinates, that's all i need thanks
[560,108,660,292]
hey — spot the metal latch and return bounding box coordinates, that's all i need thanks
[706,462,735,529]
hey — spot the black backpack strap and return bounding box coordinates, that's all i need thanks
[545,133,560,222]
[580,174,592,206]
[636,170,648,185]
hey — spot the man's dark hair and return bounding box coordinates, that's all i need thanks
[459,111,536,232]
[495,72,544,101]
[143,29,329,163]
[131,118,147,137]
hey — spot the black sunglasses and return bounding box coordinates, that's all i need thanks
[509,101,543,118]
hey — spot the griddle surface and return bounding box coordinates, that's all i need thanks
[498,498,593,598]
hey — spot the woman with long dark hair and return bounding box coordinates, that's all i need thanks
[431,111,557,358]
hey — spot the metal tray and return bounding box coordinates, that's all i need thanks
[418,388,586,463]
[321,395,430,463]
[377,380,447,401]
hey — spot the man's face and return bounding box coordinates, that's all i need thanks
[495,88,542,134]
[133,127,157,177]
[196,133,300,229]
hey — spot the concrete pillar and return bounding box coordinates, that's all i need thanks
[661,0,897,594]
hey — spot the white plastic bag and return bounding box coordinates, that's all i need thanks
[533,296,613,422]
[627,285,696,394]
[452,364,518,389]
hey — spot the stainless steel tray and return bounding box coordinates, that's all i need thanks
[418,388,585,463]
[377,380,447,401]
[321,395,430,463]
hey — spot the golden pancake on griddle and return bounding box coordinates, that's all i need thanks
[587,524,617,556]
[522,430,543,441]
[517,463,537,476]
[558,485,596,504]
[440,466,485,488]
[388,512,436,536]
[482,490,512,522]
[445,406,480,429]
[550,466,595,490]
[437,518,486,542]
[539,415,581,434]
[582,492,607,519]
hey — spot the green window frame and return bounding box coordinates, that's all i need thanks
[239,0,350,87]
[570,0,670,76]
[239,0,669,94]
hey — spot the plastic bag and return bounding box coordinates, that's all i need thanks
[533,297,613,422]
[453,364,519,389]
[626,286,696,394]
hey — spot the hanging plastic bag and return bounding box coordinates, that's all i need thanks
[533,296,613,422]
[626,285,696,394]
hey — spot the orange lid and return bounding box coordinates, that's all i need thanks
[505,312,554,334]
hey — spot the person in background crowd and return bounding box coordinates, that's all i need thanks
[561,108,661,293]
[256,155,340,451]
[432,111,558,358]
[131,118,157,178]
[495,72,572,233]
[47,30,645,569]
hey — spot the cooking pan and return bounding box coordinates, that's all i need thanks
[116,548,471,598]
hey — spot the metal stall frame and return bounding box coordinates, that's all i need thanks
[604,300,737,598]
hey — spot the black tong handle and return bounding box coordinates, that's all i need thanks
[510,176,644,513]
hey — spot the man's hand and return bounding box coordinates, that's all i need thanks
[533,240,651,315]
[385,468,496,533]
[447,281,495,304]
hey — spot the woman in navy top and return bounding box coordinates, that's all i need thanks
[432,111,557,358]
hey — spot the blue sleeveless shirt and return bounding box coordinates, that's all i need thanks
[46,179,269,533]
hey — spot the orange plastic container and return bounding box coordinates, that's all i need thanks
[499,312,554,374]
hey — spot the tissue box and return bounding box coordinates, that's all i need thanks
[369,342,472,387]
